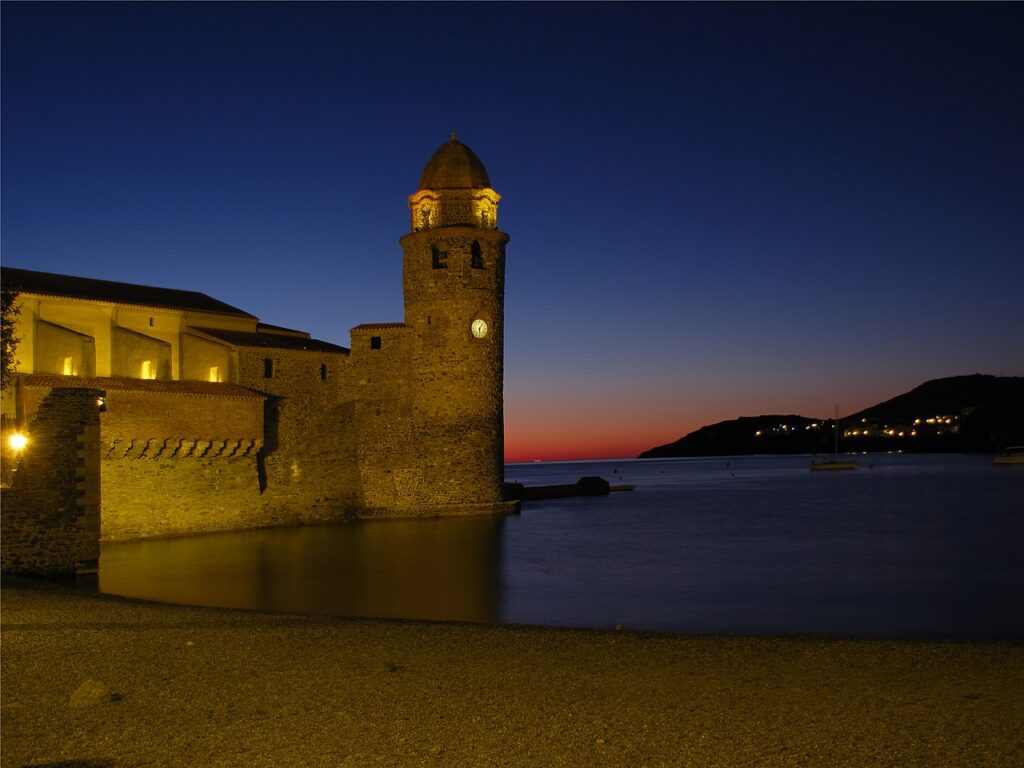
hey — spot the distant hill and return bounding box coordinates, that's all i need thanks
[639,374,1024,459]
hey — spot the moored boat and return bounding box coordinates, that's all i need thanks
[811,407,857,471]
[811,458,858,471]
[994,446,1024,465]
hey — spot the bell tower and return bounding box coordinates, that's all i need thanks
[400,135,510,510]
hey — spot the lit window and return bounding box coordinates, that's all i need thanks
[62,356,74,376]
[141,360,154,379]
[209,366,220,383]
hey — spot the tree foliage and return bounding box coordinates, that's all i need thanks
[1,286,20,390]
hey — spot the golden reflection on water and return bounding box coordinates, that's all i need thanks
[99,516,506,623]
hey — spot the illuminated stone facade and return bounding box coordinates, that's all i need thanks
[0,387,103,575]
[350,137,511,515]
[1,137,515,545]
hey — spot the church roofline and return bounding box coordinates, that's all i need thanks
[256,322,311,339]
[15,373,266,400]
[190,327,349,354]
[351,323,409,331]
[1,266,258,319]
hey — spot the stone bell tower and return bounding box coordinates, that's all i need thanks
[400,134,511,512]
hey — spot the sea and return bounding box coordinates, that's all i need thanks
[92,453,1024,640]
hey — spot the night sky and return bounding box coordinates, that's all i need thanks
[3,3,1022,461]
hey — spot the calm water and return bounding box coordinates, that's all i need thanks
[94,454,1024,639]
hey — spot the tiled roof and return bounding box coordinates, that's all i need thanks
[17,374,265,400]
[352,323,409,330]
[256,323,310,338]
[191,327,349,354]
[1,266,257,318]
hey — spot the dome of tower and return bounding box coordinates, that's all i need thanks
[418,135,491,190]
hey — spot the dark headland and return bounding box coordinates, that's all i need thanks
[640,374,1024,459]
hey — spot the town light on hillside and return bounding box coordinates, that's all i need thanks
[8,433,28,451]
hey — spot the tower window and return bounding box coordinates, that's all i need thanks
[321,363,327,380]
[149,317,154,327]
[471,241,485,269]
[370,336,382,350]
[264,358,273,378]
[431,245,448,269]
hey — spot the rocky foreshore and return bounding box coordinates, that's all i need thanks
[2,577,1022,767]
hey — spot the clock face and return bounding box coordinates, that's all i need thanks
[471,318,488,338]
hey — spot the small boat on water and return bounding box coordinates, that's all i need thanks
[811,409,857,471]
[811,457,858,471]
[994,446,1024,465]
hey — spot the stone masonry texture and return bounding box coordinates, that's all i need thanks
[0,387,103,575]
[0,139,517,554]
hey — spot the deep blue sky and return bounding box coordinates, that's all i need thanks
[3,2,1022,459]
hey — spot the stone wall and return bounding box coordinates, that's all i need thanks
[9,375,271,542]
[237,346,347,453]
[2,372,369,542]
[0,144,519,544]
[101,442,267,540]
[96,383,267,541]
[260,401,361,522]
[399,225,509,509]
[347,325,419,511]
[0,387,103,576]
[96,385,264,444]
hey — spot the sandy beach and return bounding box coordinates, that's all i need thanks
[2,577,1021,767]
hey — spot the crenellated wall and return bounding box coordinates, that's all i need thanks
[6,374,365,543]
[101,442,266,540]
[7,376,270,542]
[96,382,267,540]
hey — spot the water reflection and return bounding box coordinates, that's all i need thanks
[95,455,1024,639]
[99,515,506,623]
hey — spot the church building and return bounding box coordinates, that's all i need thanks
[1,137,516,542]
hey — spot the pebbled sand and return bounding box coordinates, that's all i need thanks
[2,578,1022,767]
